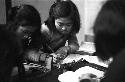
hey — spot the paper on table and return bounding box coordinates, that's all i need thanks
[58,66,104,82]
[62,54,108,67]
[79,42,95,54]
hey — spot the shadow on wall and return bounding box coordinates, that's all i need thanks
[11,0,56,23]
[0,0,6,24]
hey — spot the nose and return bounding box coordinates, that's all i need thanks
[62,26,66,30]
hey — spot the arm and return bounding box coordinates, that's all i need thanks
[55,34,79,55]
[24,49,47,62]
[67,34,79,53]
[54,34,79,63]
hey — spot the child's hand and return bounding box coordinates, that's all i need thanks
[45,56,53,71]
[50,53,58,63]
[55,46,69,55]
[25,50,40,62]
[50,53,66,63]
[55,46,70,60]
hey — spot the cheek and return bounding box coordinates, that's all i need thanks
[66,27,72,31]
[55,25,62,31]
[16,31,22,36]
[55,21,62,30]
[19,33,25,39]
[16,31,25,39]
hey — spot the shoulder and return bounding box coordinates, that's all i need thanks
[102,50,125,82]
[41,23,50,34]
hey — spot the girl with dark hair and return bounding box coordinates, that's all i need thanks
[7,4,54,81]
[93,0,125,82]
[93,0,125,61]
[7,4,49,62]
[7,4,42,49]
[41,1,81,62]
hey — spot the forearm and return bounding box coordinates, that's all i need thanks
[68,43,79,53]
[24,49,48,62]
[68,34,79,53]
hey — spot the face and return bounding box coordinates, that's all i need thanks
[55,17,73,35]
[16,25,37,40]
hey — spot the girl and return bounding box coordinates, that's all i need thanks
[7,5,48,62]
[41,1,81,62]
[7,4,52,81]
[93,0,125,82]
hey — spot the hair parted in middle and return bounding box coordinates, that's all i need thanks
[45,1,81,34]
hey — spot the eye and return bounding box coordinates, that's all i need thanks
[66,24,72,27]
[57,22,63,27]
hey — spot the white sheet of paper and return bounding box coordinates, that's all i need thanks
[58,66,104,82]
[62,54,108,67]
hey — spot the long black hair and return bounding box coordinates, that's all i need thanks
[7,5,43,50]
[45,1,81,35]
[93,0,125,61]
[7,5,53,52]
[7,4,41,31]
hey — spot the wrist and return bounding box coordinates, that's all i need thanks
[45,54,53,62]
[66,46,71,54]
[46,53,53,58]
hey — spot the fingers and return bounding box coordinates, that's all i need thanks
[50,53,58,63]
[26,51,40,62]
[45,57,53,71]
[50,53,62,63]
[30,54,39,62]
[50,53,67,63]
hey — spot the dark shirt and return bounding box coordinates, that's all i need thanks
[101,50,125,82]
[41,23,79,53]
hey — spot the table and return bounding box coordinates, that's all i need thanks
[14,54,109,82]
